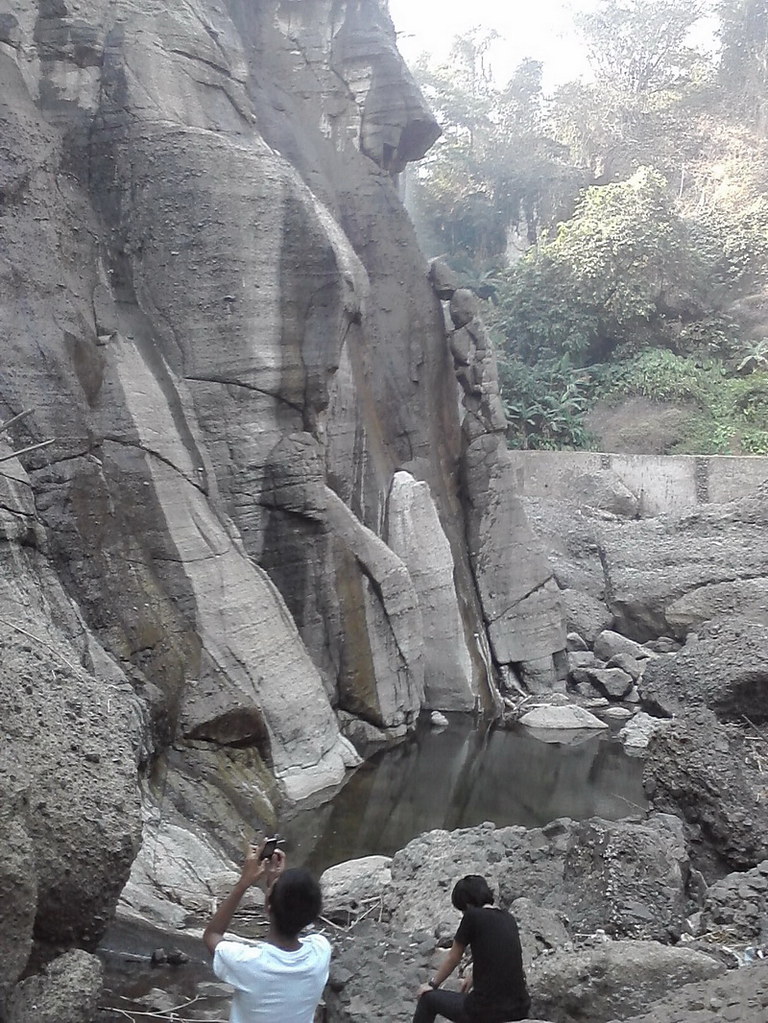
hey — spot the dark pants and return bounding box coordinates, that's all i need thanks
[412,990,468,1023]
[413,989,530,1023]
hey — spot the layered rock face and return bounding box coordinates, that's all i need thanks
[0,0,566,1001]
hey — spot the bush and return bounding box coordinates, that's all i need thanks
[496,355,594,449]
[590,349,768,453]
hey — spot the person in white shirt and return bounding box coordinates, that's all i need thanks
[203,841,331,1023]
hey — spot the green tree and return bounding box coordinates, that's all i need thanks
[718,0,768,130]
[409,42,580,265]
[496,167,696,365]
[576,0,708,97]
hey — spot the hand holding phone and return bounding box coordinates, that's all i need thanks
[259,834,285,860]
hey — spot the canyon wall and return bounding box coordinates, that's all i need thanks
[0,0,565,1006]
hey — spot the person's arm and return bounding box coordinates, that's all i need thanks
[416,941,465,998]
[203,845,285,956]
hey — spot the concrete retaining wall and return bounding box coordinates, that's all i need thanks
[508,450,768,517]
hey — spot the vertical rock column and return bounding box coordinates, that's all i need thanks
[386,470,475,711]
[432,268,566,692]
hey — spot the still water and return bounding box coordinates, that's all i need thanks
[283,714,647,875]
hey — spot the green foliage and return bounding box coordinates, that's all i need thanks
[576,0,708,97]
[688,194,768,293]
[410,44,582,264]
[596,349,712,401]
[496,168,694,364]
[592,350,768,454]
[496,356,594,450]
[407,1,768,453]
[718,0,768,127]
[737,337,768,374]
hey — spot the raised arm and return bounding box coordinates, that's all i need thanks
[203,845,285,955]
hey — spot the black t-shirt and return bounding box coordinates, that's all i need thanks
[454,906,531,1023]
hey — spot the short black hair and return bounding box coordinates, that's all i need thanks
[269,869,322,937]
[451,875,494,912]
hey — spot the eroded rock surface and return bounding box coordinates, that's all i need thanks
[7,950,102,1023]
[386,817,692,943]
[607,960,768,1023]
[529,939,725,1023]
[522,483,768,642]
[644,709,768,876]
[640,618,768,722]
[0,0,569,1010]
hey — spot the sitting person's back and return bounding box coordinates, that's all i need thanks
[454,903,529,1021]
[413,874,530,1023]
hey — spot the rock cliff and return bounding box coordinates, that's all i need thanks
[0,0,565,1007]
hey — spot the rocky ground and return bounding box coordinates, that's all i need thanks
[88,818,768,1023]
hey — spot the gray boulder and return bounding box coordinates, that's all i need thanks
[529,939,724,1023]
[561,590,614,645]
[387,817,691,943]
[594,630,651,663]
[566,631,588,651]
[619,712,670,751]
[323,920,434,1023]
[644,708,768,874]
[7,950,102,1023]
[563,470,640,517]
[567,650,598,671]
[428,259,459,299]
[702,860,768,942]
[519,704,608,732]
[640,616,768,722]
[320,856,392,925]
[386,472,474,711]
[584,667,634,700]
[605,651,644,681]
[511,898,571,970]
[607,958,768,1023]
[449,288,480,328]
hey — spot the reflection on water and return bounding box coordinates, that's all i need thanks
[283,715,647,875]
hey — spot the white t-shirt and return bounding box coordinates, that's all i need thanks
[213,933,331,1023]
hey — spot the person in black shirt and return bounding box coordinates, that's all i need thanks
[413,874,530,1023]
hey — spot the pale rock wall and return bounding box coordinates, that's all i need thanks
[0,0,566,996]
[386,470,474,710]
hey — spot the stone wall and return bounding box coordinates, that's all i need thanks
[508,450,768,516]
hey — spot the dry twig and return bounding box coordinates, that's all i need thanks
[0,617,79,673]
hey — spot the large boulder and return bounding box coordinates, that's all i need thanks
[593,630,652,663]
[608,959,768,1023]
[386,817,692,943]
[701,860,768,943]
[519,704,608,733]
[386,472,475,711]
[323,919,435,1023]
[644,708,768,875]
[7,950,102,1023]
[529,939,724,1023]
[561,590,614,645]
[640,617,768,722]
[321,856,393,925]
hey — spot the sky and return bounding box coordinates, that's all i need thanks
[387,0,592,89]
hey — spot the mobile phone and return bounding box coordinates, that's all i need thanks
[259,835,282,860]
